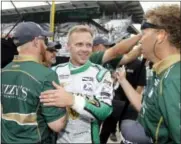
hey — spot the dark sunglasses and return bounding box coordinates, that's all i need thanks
[141,21,164,30]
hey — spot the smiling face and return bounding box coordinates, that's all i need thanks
[45,49,57,65]
[68,31,93,66]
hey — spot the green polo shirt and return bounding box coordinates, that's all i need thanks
[89,51,123,71]
[1,55,66,144]
[138,54,180,144]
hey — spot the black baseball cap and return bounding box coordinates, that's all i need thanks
[47,41,62,52]
[93,36,114,47]
[13,22,53,46]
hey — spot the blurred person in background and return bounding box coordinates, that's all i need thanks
[1,36,18,68]
[93,36,146,143]
[100,57,146,143]
[43,41,62,67]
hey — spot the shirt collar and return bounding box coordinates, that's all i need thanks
[68,60,91,74]
[153,54,180,75]
[13,55,41,64]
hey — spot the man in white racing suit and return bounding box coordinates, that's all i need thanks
[40,25,113,143]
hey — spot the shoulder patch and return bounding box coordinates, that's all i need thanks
[92,64,108,82]
[91,63,101,71]
[97,69,108,82]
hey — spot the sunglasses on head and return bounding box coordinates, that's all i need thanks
[141,21,164,30]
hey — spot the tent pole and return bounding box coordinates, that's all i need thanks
[50,0,56,41]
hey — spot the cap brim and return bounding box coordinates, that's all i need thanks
[47,48,57,52]
[104,42,115,47]
[41,30,53,37]
[47,42,57,48]
[109,43,115,47]
[93,43,98,46]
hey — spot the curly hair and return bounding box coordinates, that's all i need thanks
[145,4,180,49]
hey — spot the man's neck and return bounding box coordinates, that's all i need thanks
[19,52,41,63]
[153,45,179,64]
[69,59,84,67]
[160,47,179,60]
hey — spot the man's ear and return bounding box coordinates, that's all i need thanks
[157,29,167,44]
[32,37,39,48]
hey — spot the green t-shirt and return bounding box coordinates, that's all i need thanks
[138,55,180,144]
[1,55,66,144]
[89,51,123,71]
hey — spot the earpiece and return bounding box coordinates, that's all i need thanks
[156,30,166,44]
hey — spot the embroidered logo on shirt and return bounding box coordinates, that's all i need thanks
[83,82,93,92]
[126,69,134,73]
[82,77,93,82]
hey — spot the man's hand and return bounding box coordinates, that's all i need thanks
[116,65,127,83]
[119,44,142,65]
[40,81,74,107]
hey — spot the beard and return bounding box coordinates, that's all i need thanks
[50,58,56,64]
[39,42,47,63]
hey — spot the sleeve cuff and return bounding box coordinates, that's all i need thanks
[71,95,86,112]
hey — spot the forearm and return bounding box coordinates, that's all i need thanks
[119,45,141,65]
[71,95,112,121]
[112,34,141,55]
[119,78,142,112]
[102,34,142,63]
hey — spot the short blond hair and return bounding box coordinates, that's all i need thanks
[67,25,93,44]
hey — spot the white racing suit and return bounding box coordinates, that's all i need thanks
[52,60,113,143]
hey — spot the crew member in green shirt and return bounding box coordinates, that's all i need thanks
[1,22,67,144]
[116,4,180,144]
